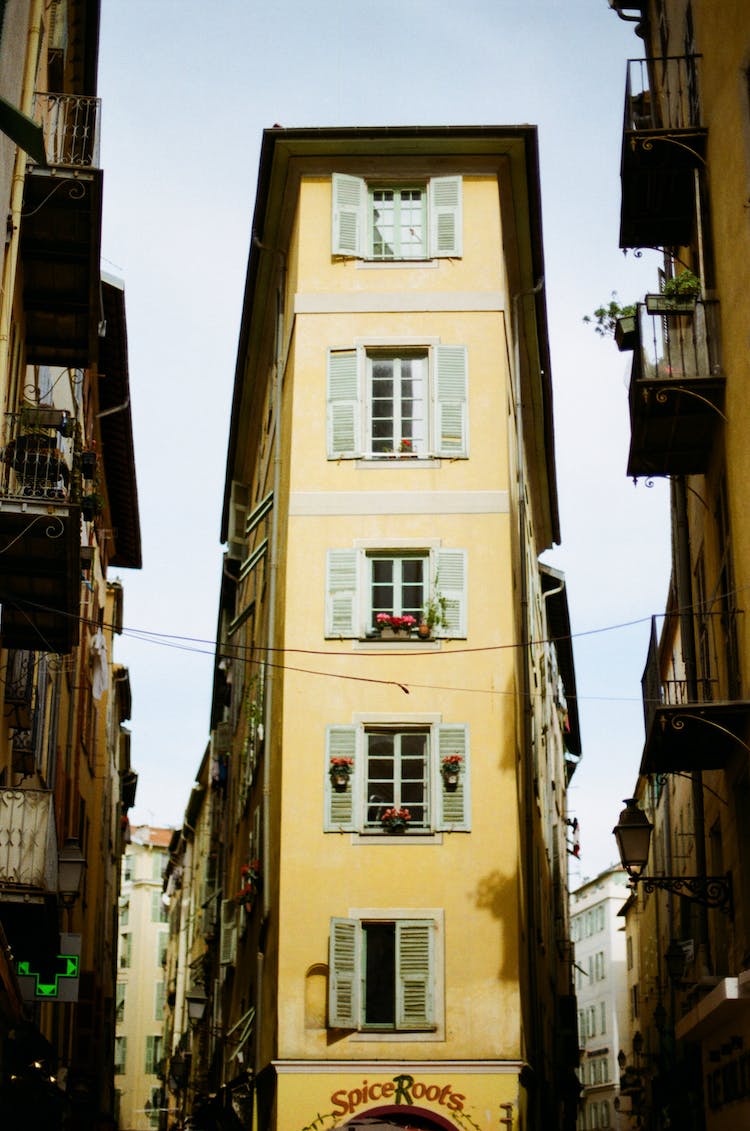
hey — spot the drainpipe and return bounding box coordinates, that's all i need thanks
[672,477,711,970]
[0,0,45,411]
[256,247,286,1077]
[512,278,544,1119]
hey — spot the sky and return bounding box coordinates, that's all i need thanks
[97,0,671,880]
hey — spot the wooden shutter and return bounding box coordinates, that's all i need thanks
[396,921,434,1029]
[219,899,237,966]
[325,549,359,637]
[327,349,360,458]
[430,176,462,257]
[332,174,365,257]
[435,345,468,456]
[436,724,470,831]
[329,918,359,1028]
[324,725,358,831]
[227,481,250,560]
[435,549,467,637]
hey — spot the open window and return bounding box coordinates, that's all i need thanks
[332,174,462,260]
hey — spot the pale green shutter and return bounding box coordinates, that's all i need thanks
[326,549,358,637]
[324,725,358,831]
[219,899,237,966]
[329,918,359,1028]
[395,921,434,1029]
[327,349,360,458]
[332,174,365,257]
[435,549,466,637]
[437,724,470,831]
[430,176,462,257]
[435,346,468,456]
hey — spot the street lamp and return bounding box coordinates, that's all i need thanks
[185,987,208,1026]
[58,837,86,908]
[613,799,733,915]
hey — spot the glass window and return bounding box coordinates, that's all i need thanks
[370,553,428,625]
[368,352,427,456]
[119,933,131,969]
[370,187,426,259]
[365,728,429,829]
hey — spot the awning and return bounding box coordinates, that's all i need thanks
[0,96,47,167]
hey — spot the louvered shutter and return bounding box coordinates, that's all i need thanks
[324,725,358,831]
[327,349,360,458]
[436,724,470,831]
[430,176,462,257]
[219,899,237,966]
[434,549,467,637]
[395,921,434,1029]
[329,918,359,1028]
[332,174,365,257]
[325,549,358,637]
[435,346,468,456]
[227,481,250,560]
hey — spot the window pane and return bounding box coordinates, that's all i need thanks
[363,922,395,1025]
[371,358,395,451]
[365,729,428,828]
[372,190,395,259]
[400,558,425,618]
[371,558,394,621]
[367,731,395,821]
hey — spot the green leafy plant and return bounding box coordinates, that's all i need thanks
[583,293,637,338]
[423,583,448,631]
[662,269,701,298]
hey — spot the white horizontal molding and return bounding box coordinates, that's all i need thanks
[295,291,504,315]
[289,491,509,516]
[272,1059,527,1074]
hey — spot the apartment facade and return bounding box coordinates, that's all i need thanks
[0,3,140,1128]
[163,126,582,1131]
[571,867,630,1131]
[607,4,750,1130]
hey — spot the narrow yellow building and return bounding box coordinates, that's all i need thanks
[167,126,581,1131]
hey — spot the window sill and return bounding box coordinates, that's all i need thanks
[352,831,443,845]
[351,637,442,651]
[354,258,439,270]
[356,456,442,469]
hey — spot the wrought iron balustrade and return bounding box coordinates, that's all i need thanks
[634,299,720,383]
[31,92,101,168]
[0,409,79,504]
[625,55,702,133]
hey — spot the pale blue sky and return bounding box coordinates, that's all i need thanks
[98,0,670,877]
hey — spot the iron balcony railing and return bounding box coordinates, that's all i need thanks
[624,55,702,133]
[642,610,741,735]
[31,92,101,168]
[0,408,80,504]
[632,299,721,384]
[0,788,58,893]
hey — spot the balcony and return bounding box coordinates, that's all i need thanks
[640,613,750,774]
[627,300,724,478]
[0,409,82,652]
[0,789,60,971]
[20,93,103,367]
[620,56,707,249]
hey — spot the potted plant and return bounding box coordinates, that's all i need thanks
[80,451,97,480]
[380,807,411,834]
[441,753,463,791]
[583,293,637,351]
[421,587,448,637]
[234,860,261,913]
[329,755,354,791]
[646,270,702,315]
[81,492,104,521]
[375,613,417,638]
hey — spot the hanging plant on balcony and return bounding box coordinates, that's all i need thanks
[440,753,463,791]
[380,807,411,834]
[329,756,354,791]
[583,293,637,352]
[234,860,261,913]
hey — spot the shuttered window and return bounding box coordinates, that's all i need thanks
[325,547,467,639]
[324,722,470,833]
[327,344,467,460]
[329,917,436,1031]
[332,174,462,260]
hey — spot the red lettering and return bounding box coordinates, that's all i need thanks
[447,1092,465,1112]
[439,1085,453,1106]
[382,1083,395,1098]
[412,1082,426,1099]
[370,1084,382,1101]
[331,1091,350,1117]
[425,1086,441,1102]
[349,1090,363,1112]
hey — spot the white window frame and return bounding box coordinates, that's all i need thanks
[325,542,467,640]
[324,715,470,836]
[328,908,444,1039]
[332,174,462,261]
[327,339,468,461]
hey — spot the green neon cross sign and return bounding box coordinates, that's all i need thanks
[17,953,80,997]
